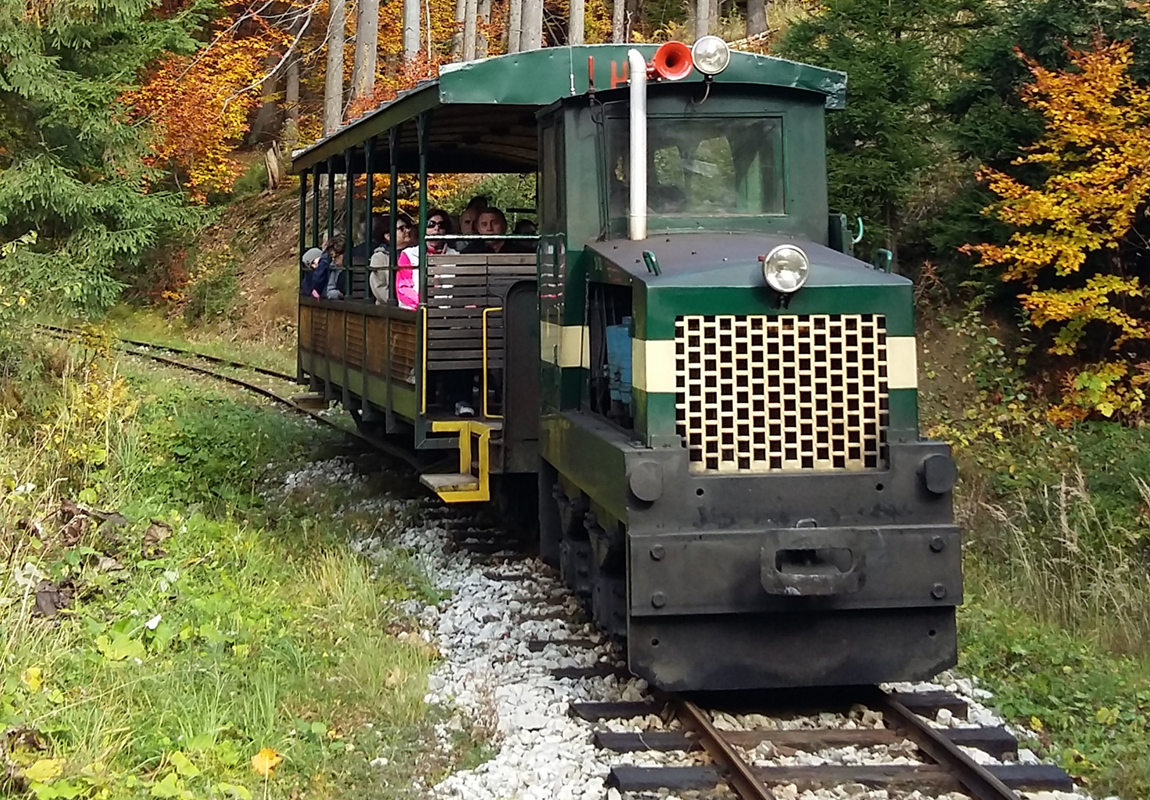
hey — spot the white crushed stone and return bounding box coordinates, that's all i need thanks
[266,458,1104,800]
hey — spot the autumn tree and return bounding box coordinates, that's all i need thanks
[126,29,273,200]
[507,0,524,50]
[521,0,543,50]
[352,0,381,100]
[928,0,1150,278]
[963,41,1150,422]
[747,1,767,37]
[570,0,585,43]
[404,0,421,57]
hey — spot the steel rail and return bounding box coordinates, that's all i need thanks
[39,326,425,470]
[675,698,777,800]
[872,687,1022,800]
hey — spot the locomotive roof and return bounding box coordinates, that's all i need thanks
[291,45,847,174]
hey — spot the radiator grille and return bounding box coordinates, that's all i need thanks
[675,314,889,473]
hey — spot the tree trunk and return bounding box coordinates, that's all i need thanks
[463,0,477,60]
[351,0,380,102]
[625,0,640,40]
[569,0,584,44]
[452,0,466,59]
[248,51,280,145]
[403,0,420,59]
[477,0,491,56]
[284,53,300,150]
[507,0,523,52]
[521,0,543,51]
[324,0,345,135]
[695,0,709,37]
[747,0,767,36]
[611,0,623,42]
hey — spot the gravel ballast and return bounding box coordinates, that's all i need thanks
[279,457,1105,800]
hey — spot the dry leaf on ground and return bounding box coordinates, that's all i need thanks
[250,747,282,777]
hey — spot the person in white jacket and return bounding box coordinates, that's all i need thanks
[367,212,415,304]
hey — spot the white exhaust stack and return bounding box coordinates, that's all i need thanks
[627,48,647,241]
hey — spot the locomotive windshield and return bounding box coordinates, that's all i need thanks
[606,116,784,221]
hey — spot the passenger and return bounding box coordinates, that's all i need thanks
[368,212,415,305]
[300,246,325,297]
[371,212,390,250]
[459,195,488,236]
[476,208,508,253]
[322,235,348,300]
[395,209,457,309]
[457,195,488,250]
[507,218,537,253]
[302,236,341,297]
[349,213,388,262]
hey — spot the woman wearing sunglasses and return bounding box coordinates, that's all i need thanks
[395,209,457,309]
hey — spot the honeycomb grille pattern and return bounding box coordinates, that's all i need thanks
[675,314,889,473]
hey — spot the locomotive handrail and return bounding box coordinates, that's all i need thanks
[482,306,504,420]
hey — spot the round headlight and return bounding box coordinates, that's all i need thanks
[691,35,731,76]
[762,245,810,293]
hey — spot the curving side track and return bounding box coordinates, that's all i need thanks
[36,324,424,469]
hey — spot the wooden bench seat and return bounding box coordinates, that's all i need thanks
[424,253,535,371]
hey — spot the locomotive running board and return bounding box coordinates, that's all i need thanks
[419,419,499,502]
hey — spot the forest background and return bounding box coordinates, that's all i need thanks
[5,0,1150,795]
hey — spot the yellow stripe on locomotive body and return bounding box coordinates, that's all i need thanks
[289,43,959,692]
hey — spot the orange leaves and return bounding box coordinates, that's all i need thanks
[965,41,1150,285]
[962,40,1150,421]
[123,26,270,201]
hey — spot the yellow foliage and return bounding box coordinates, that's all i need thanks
[962,40,1150,422]
[24,759,64,783]
[21,666,43,692]
[250,747,283,777]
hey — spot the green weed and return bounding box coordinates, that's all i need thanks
[0,341,457,799]
[960,593,1150,797]
[184,262,239,325]
[923,300,1150,797]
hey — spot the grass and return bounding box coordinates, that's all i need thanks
[922,305,1150,797]
[953,446,1150,798]
[0,332,475,799]
[97,306,297,377]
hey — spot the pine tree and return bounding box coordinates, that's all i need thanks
[0,0,203,315]
[779,0,978,263]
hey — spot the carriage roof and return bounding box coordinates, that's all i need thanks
[290,44,847,175]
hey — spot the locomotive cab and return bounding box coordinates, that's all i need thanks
[536,46,961,690]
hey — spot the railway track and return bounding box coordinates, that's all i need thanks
[464,562,1076,800]
[574,688,1072,799]
[38,326,1079,800]
[36,324,426,469]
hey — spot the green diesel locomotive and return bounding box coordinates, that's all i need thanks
[291,40,961,691]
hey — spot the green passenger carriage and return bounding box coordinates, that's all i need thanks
[291,41,962,691]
